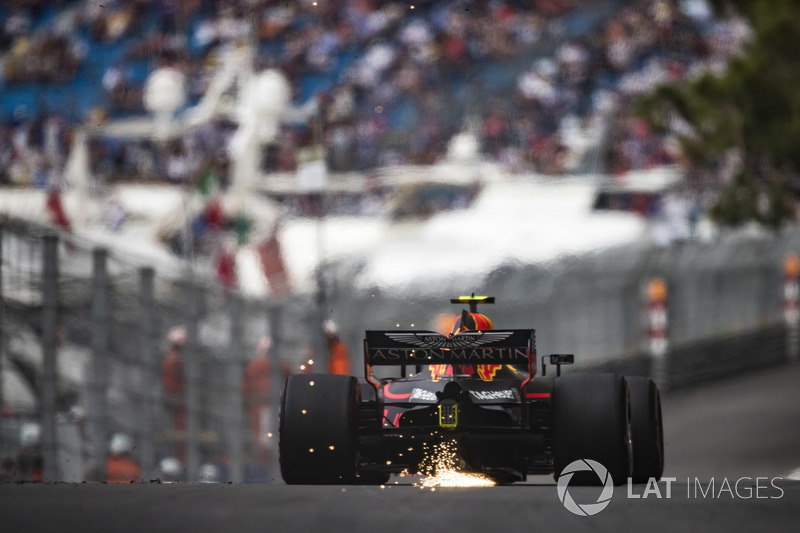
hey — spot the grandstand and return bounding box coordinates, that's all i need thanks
[2,0,742,178]
[0,0,746,293]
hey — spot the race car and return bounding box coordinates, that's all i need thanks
[279,295,663,485]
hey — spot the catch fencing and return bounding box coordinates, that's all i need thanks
[0,220,324,484]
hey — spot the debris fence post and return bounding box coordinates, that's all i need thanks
[0,224,5,414]
[227,292,245,483]
[88,247,110,481]
[184,276,201,481]
[41,234,60,482]
[267,303,284,473]
[138,266,157,480]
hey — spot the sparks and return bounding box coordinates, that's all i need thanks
[412,440,496,488]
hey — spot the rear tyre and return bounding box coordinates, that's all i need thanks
[552,373,631,486]
[626,376,664,483]
[486,470,523,485]
[355,472,391,485]
[279,374,359,484]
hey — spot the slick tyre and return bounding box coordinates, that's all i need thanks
[626,376,664,483]
[355,472,391,485]
[552,373,631,486]
[279,374,359,484]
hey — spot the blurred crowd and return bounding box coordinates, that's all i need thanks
[1,0,749,192]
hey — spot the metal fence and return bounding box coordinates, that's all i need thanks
[0,220,326,483]
[1,219,799,483]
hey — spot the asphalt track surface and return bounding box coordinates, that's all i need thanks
[3,363,800,533]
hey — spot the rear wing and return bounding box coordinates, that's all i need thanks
[363,329,536,388]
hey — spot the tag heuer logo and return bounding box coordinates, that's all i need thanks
[469,390,516,401]
[410,388,438,402]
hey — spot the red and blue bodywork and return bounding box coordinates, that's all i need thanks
[356,328,558,483]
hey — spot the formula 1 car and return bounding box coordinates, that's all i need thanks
[279,296,663,485]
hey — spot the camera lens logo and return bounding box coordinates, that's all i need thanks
[557,459,614,516]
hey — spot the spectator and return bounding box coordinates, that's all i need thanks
[45,187,72,230]
[15,422,43,483]
[0,0,747,198]
[161,326,187,462]
[242,335,271,466]
[324,320,351,376]
[242,336,291,467]
[199,462,221,484]
[2,33,84,84]
[106,433,141,483]
[157,456,183,483]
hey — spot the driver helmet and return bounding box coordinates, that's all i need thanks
[451,312,494,334]
[450,312,511,380]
